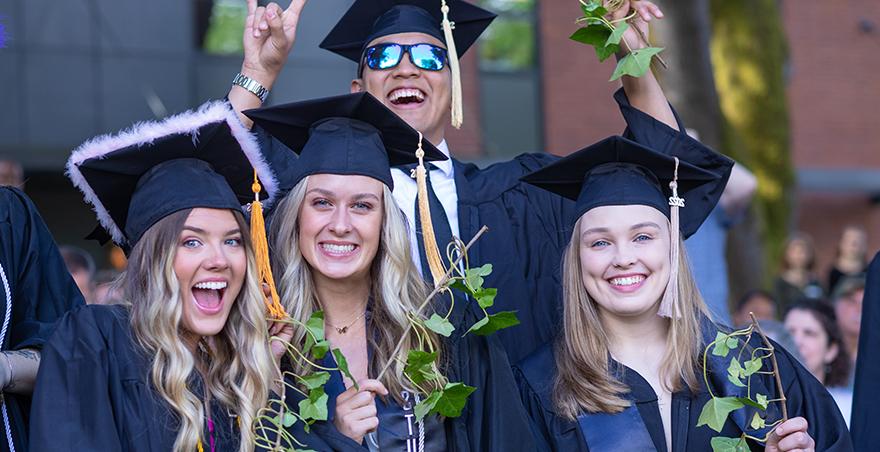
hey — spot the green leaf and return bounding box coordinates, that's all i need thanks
[414,390,442,421]
[710,436,749,452]
[471,263,493,277]
[579,1,607,18]
[306,311,326,342]
[726,359,746,388]
[448,278,470,293]
[311,339,330,360]
[282,411,297,428]
[735,397,766,410]
[434,383,477,418]
[424,314,455,337]
[750,412,766,430]
[404,350,439,385]
[298,387,329,422]
[697,397,745,432]
[756,393,769,410]
[605,22,629,47]
[467,311,520,336]
[332,349,357,391]
[743,357,763,376]
[609,47,664,81]
[712,332,738,357]
[474,288,498,309]
[300,371,330,390]
[569,26,618,62]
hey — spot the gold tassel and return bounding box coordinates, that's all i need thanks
[411,132,447,285]
[441,0,464,129]
[250,170,288,320]
[659,157,683,318]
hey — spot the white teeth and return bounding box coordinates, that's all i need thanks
[322,243,356,254]
[609,275,645,286]
[389,88,425,101]
[194,281,227,290]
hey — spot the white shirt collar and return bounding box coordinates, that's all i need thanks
[431,140,454,177]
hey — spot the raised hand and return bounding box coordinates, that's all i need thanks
[765,417,816,452]
[333,379,388,445]
[242,0,307,86]
[605,0,663,55]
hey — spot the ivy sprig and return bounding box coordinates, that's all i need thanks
[570,0,665,81]
[697,314,789,452]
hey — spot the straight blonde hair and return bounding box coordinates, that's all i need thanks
[553,216,710,419]
[270,176,445,402]
[122,208,275,452]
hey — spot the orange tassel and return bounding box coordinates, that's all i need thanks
[411,133,447,285]
[250,170,287,319]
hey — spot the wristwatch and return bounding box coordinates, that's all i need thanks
[232,72,269,103]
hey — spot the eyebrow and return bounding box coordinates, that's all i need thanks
[182,226,241,236]
[581,222,662,237]
[307,188,381,202]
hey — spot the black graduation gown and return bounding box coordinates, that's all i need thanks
[0,187,84,452]
[850,251,880,449]
[514,326,852,452]
[277,300,535,452]
[30,305,241,452]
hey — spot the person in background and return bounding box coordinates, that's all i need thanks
[731,289,777,327]
[832,276,865,365]
[0,157,24,189]
[774,232,824,313]
[783,300,852,426]
[828,226,868,295]
[684,130,757,325]
[93,268,122,305]
[60,245,97,304]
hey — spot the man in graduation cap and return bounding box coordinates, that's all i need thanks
[226,0,686,364]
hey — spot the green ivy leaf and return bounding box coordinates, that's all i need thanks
[332,349,358,391]
[579,0,607,18]
[756,393,769,410]
[404,350,439,385]
[605,22,629,47]
[311,339,330,360]
[697,397,744,432]
[736,397,766,410]
[750,412,766,430]
[465,265,491,289]
[569,26,618,62]
[609,47,664,81]
[712,332,739,357]
[434,383,477,418]
[448,278,469,293]
[471,263,493,277]
[727,359,746,388]
[300,371,330,390]
[414,390,442,421]
[282,411,297,428]
[306,311,326,342]
[710,436,749,452]
[298,387,329,422]
[467,311,520,336]
[424,314,455,337]
[743,357,763,376]
[475,287,498,309]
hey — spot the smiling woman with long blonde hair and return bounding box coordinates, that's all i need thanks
[514,135,852,452]
[30,102,282,452]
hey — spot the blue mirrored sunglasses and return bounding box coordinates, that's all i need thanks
[363,43,448,72]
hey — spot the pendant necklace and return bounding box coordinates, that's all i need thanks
[326,311,366,334]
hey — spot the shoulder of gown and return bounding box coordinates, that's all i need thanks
[852,251,880,449]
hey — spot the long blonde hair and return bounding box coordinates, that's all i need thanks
[270,176,444,401]
[122,208,275,452]
[553,216,709,420]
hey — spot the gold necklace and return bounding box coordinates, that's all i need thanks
[326,311,366,334]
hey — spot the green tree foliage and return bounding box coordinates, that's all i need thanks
[709,0,793,279]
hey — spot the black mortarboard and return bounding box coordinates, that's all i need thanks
[320,0,496,63]
[68,101,278,249]
[521,135,733,238]
[243,92,446,190]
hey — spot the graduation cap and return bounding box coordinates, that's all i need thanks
[320,0,497,129]
[243,91,447,190]
[522,135,733,316]
[245,91,450,284]
[68,100,278,249]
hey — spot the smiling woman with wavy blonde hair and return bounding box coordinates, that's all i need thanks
[30,101,283,452]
